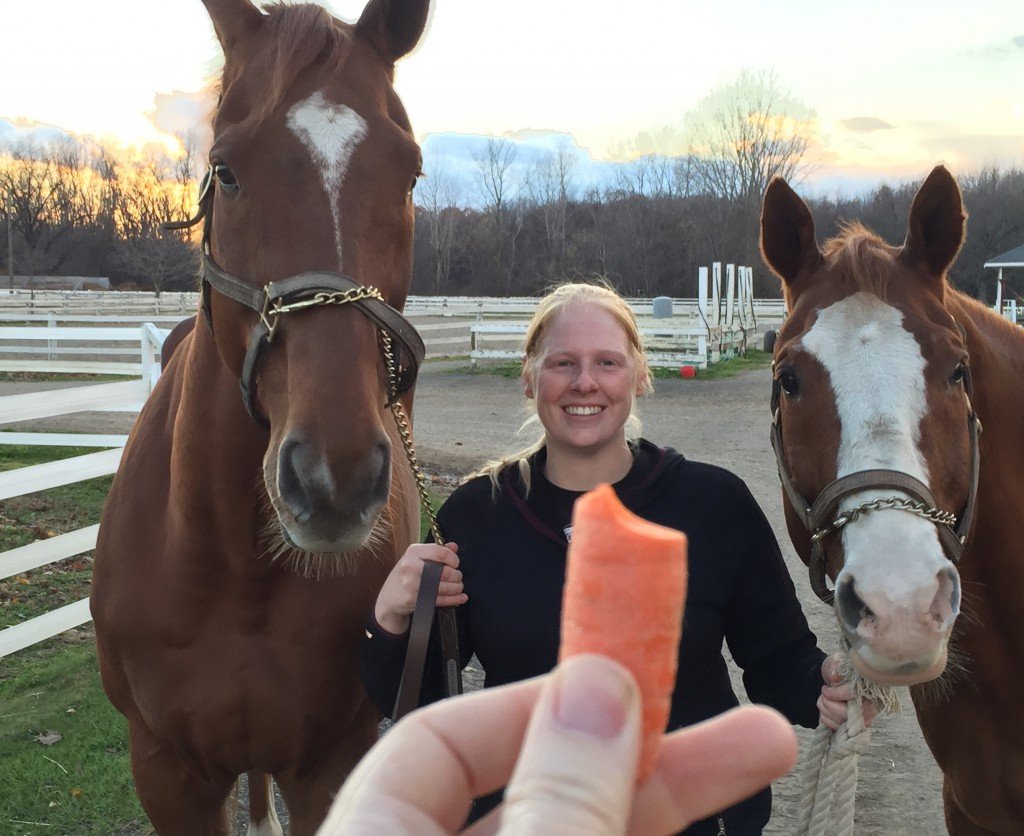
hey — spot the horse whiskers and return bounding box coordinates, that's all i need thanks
[908,582,984,705]
[253,478,396,579]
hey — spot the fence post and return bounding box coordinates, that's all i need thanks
[725,264,736,327]
[711,263,722,327]
[47,312,56,360]
[142,322,167,393]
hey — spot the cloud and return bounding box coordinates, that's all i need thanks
[0,116,71,149]
[146,89,214,154]
[1014,35,1024,49]
[839,117,895,132]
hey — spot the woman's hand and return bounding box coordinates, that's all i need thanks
[317,654,797,835]
[374,542,466,635]
[818,653,879,731]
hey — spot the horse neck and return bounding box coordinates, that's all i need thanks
[947,290,1024,451]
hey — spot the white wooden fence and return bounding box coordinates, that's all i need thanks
[468,321,746,369]
[0,325,166,658]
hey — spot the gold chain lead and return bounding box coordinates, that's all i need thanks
[380,331,443,546]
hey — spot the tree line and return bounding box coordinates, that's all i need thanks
[3,71,1021,302]
[411,151,1023,302]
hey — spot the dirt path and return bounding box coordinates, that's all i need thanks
[3,366,946,833]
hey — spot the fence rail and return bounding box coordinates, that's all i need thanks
[0,325,164,658]
[0,288,788,324]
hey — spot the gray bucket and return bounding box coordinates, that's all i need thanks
[652,296,673,318]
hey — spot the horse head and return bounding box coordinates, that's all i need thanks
[760,166,978,685]
[199,0,429,555]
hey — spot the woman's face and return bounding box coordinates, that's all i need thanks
[524,302,645,457]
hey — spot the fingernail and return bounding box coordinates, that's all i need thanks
[553,657,632,740]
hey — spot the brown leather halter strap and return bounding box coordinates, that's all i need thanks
[164,165,425,427]
[770,367,982,605]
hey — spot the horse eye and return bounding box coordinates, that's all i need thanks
[409,169,424,195]
[949,363,966,386]
[778,368,800,397]
[214,164,239,192]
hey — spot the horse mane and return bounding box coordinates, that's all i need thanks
[235,3,353,127]
[822,221,902,299]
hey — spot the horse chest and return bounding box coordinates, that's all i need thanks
[130,613,364,769]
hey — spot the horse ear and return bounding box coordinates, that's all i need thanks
[356,0,432,64]
[760,177,823,292]
[202,0,263,52]
[902,166,967,279]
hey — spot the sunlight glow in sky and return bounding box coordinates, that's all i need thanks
[3,0,1022,190]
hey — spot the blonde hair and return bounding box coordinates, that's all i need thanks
[476,280,653,494]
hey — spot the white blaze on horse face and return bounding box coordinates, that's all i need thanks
[802,292,948,605]
[287,91,368,269]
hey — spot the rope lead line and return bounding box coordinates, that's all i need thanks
[795,656,898,836]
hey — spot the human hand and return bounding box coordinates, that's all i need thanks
[374,542,465,635]
[818,653,879,731]
[318,654,797,835]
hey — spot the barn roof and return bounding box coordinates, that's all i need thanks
[985,244,1024,268]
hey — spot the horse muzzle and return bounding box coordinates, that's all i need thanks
[833,563,960,686]
[270,434,391,553]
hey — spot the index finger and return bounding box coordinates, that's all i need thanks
[421,543,460,569]
[318,676,546,835]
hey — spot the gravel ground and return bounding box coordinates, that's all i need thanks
[1,363,946,833]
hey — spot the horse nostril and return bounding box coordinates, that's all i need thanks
[277,437,312,522]
[836,575,873,633]
[931,566,961,631]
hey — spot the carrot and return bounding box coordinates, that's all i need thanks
[559,483,688,781]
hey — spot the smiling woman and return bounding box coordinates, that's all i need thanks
[359,280,865,834]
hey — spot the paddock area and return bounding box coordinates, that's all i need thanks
[1,362,946,833]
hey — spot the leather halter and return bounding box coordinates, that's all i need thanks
[164,165,425,428]
[769,359,982,605]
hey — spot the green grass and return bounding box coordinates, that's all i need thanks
[0,642,147,835]
[419,489,449,539]
[0,446,112,631]
[652,348,773,381]
[0,373,133,383]
[461,361,523,379]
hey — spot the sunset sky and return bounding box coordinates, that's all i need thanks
[3,0,1022,193]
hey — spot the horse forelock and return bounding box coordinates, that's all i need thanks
[220,3,353,130]
[821,222,902,301]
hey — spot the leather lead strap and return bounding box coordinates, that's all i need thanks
[393,560,446,721]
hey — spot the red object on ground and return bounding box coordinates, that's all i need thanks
[559,484,689,781]
[679,365,697,379]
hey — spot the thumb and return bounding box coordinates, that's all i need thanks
[499,655,641,835]
[821,652,846,686]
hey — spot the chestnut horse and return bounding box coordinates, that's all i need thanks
[91,1,430,833]
[761,166,1024,833]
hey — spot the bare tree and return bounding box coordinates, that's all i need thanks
[114,231,196,294]
[0,141,92,278]
[415,162,470,293]
[685,69,816,205]
[474,137,518,222]
[526,142,578,276]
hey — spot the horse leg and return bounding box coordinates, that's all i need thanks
[245,771,284,836]
[274,709,380,836]
[128,719,234,836]
[943,776,999,835]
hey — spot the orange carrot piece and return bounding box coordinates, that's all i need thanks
[559,483,689,781]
